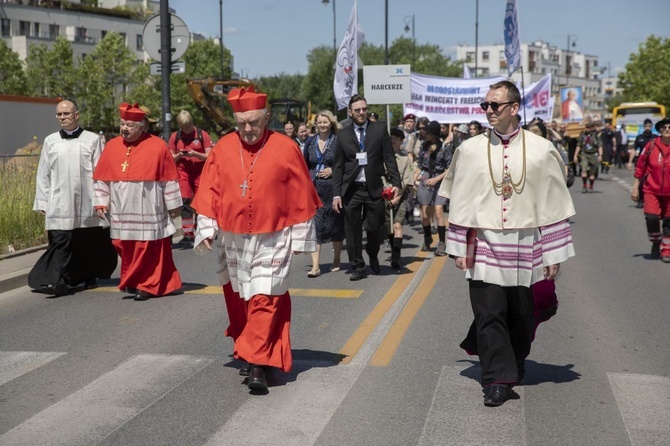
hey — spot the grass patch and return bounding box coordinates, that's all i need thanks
[0,144,46,255]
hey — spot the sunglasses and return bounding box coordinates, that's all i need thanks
[660,124,670,131]
[480,101,515,111]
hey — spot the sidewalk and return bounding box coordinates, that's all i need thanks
[0,245,46,294]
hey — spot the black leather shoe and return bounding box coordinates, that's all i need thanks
[350,270,366,281]
[83,279,98,290]
[122,287,137,295]
[239,364,250,376]
[369,257,380,274]
[43,283,67,297]
[390,259,400,269]
[247,365,268,391]
[484,385,511,407]
[134,290,153,301]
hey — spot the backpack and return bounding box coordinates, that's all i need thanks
[175,127,204,148]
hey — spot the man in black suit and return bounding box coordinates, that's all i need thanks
[332,95,402,281]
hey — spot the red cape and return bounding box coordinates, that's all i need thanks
[192,130,321,234]
[94,133,178,182]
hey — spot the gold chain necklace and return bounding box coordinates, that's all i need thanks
[121,144,134,172]
[238,131,269,198]
[487,129,527,198]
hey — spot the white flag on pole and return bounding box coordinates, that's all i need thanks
[463,64,472,79]
[333,0,365,110]
[504,0,521,76]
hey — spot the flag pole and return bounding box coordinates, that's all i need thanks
[520,61,527,125]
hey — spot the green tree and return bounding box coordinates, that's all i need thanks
[25,37,77,99]
[617,35,670,111]
[76,31,138,131]
[0,40,27,95]
[255,73,305,102]
[301,45,338,113]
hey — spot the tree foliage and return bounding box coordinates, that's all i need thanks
[25,37,77,99]
[255,73,305,102]
[617,35,670,111]
[76,31,138,131]
[0,40,27,95]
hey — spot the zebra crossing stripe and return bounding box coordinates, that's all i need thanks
[0,351,65,387]
[608,373,670,445]
[204,360,360,446]
[0,353,214,446]
[418,366,527,446]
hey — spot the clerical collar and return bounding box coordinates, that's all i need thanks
[59,127,83,139]
[493,127,520,144]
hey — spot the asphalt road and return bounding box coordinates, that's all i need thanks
[0,167,668,446]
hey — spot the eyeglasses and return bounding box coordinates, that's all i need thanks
[351,107,368,114]
[55,112,73,117]
[480,101,515,112]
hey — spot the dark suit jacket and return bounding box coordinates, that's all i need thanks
[332,120,401,199]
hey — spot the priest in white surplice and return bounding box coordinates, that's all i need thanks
[29,100,117,297]
[438,80,576,407]
[93,103,183,301]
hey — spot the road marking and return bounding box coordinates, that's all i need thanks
[370,255,447,366]
[418,366,527,446]
[608,372,670,445]
[205,359,359,446]
[0,351,65,387]
[338,249,431,364]
[90,286,362,299]
[0,354,214,446]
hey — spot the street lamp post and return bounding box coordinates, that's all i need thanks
[321,0,336,55]
[219,0,224,79]
[403,14,415,67]
[565,34,577,86]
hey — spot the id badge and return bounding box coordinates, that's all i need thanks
[356,152,368,166]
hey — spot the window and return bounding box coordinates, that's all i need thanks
[136,34,142,51]
[1,19,10,37]
[33,22,40,38]
[101,30,107,39]
[75,27,87,42]
[482,51,489,61]
[19,21,30,36]
[119,32,126,43]
[465,51,475,62]
[49,24,59,38]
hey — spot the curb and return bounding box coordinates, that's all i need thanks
[0,270,31,295]
[0,244,47,261]
[0,245,45,294]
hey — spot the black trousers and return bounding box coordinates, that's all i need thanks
[469,280,534,386]
[28,227,117,290]
[343,183,385,272]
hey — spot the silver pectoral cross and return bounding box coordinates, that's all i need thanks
[239,179,249,197]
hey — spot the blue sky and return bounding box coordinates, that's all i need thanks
[169,0,669,79]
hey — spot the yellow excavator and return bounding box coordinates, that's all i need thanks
[186,78,311,135]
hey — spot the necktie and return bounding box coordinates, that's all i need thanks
[357,127,365,147]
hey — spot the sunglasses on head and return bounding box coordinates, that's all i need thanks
[480,101,515,111]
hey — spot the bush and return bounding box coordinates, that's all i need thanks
[0,149,46,254]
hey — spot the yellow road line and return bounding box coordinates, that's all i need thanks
[369,255,447,367]
[90,286,361,299]
[338,249,431,365]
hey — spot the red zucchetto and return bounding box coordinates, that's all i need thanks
[118,102,145,122]
[227,86,267,113]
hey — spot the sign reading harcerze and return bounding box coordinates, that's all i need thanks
[363,65,411,105]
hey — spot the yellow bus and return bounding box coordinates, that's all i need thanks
[612,101,666,136]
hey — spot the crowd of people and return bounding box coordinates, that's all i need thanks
[29,83,667,402]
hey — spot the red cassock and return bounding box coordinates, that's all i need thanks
[94,133,182,297]
[192,130,321,371]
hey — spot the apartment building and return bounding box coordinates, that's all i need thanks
[0,0,161,61]
[457,40,608,114]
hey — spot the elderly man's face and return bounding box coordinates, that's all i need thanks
[236,109,269,145]
[120,119,143,143]
[403,118,415,132]
[56,101,79,131]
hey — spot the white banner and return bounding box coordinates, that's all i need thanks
[518,73,553,124]
[504,0,522,76]
[403,73,505,124]
[333,0,365,110]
